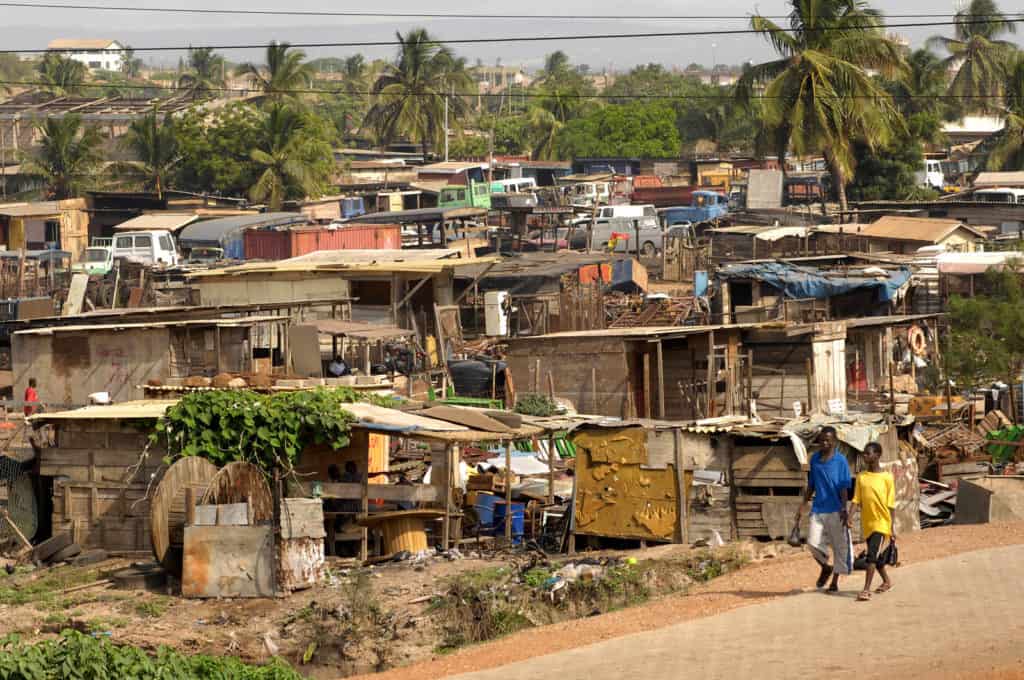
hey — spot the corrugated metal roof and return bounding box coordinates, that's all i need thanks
[190,254,497,278]
[973,171,1024,187]
[286,248,460,264]
[31,399,177,422]
[0,202,61,217]
[860,216,986,243]
[417,161,488,173]
[299,320,414,339]
[510,322,779,341]
[178,212,306,245]
[14,315,283,336]
[113,213,198,232]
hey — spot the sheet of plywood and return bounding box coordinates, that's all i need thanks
[62,273,89,316]
[289,324,322,377]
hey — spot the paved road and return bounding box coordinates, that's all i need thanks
[452,545,1024,680]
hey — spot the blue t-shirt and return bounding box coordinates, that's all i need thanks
[808,449,851,514]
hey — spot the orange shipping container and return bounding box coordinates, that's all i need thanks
[244,224,402,260]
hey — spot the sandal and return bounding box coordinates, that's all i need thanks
[857,591,872,602]
[875,583,892,594]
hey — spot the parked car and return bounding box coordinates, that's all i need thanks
[438,180,492,210]
[71,245,114,276]
[112,230,180,266]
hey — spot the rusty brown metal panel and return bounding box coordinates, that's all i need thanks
[182,525,274,598]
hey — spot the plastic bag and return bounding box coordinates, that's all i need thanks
[881,538,899,566]
[787,523,802,548]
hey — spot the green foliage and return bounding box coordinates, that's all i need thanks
[945,264,1024,390]
[848,132,929,201]
[36,53,87,96]
[120,111,179,198]
[554,101,681,158]
[532,51,596,123]
[513,393,559,417]
[177,47,227,99]
[172,102,333,202]
[448,132,489,159]
[235,41,314,100]
[0,630,302,679]
[364,28,473,149]
[153,388,366,472]
[21,115,104,200]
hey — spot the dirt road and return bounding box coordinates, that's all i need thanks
[452,544,1024,680]
[366,523,1024,680]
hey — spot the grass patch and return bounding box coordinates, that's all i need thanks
[130,596,171,618]
[85,616,129,633]
[0,567,103,609]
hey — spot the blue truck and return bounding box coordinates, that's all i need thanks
[658,191,729,227]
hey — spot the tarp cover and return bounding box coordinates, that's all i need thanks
[717,263,912,302]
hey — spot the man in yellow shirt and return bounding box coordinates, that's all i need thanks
[851,441,895,601]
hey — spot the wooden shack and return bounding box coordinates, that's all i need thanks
[29,400,174,552]
[12,316,290,406]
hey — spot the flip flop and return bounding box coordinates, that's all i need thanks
[875,583,892,594]
[857,591,872,602]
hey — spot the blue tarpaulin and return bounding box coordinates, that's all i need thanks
[716,263,912,302]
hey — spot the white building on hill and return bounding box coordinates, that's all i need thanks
[46,39,125,72]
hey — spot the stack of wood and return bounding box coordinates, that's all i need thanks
[607,294,707,328]
[914,423,989,463]
[977,410,1013,438]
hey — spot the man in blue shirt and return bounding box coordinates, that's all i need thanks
[793,425,853,592]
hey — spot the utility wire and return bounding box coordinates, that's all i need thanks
[1,1,1019,20]
[0,79,1013,100]
[1,18,1023,54]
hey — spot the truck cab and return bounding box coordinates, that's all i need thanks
[72,244,114,276]
[439,180,492,210]
[112,230,180,266]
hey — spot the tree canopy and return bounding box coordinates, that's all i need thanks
[554,101,681,158]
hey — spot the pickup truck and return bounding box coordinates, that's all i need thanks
[658,191,729,226]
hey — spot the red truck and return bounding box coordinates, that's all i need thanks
[630,177,722,208]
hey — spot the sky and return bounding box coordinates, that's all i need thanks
[0,0,1010,71]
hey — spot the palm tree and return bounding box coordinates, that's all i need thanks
[235,41,314,100]
[541,51,571,80]
[341,54,368,94]
[927,0,1017,110]
[249,104,321,210]
[22,115,103,199]
[526,107,562,160]
[119,111,178,199]
[984,57,1024,169]
[37,54,87,97]
[177,47,226,99]
[736,0,907,211]
[364,29,473,149]
[121,45,144,79]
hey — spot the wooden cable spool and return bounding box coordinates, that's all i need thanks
[149,457,218,576]
[199,461,273,524]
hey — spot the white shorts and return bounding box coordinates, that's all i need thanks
[807,511,853,575]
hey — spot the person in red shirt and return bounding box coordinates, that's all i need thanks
[24,377,39,417]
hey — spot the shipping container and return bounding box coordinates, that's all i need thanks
[243,224,402,260]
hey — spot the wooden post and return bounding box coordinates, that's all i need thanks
[591,367,598,414]
[359,462,369,562]
[746,349,754,415]
[706,330,716,418]
[547,371,555,401]
[889,360,896,417]
[657,340,666,419]
[442,443,453,549]
[805,357,814,413]
[547,434,556,505]
[534,358,541,393]
[673,429,688,545]
[184,488,195,526]
[643,351,652,419]
[491,362,497,400]
[504,441,513,542]
[214,327,223,374]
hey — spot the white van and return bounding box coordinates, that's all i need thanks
[491,178,538,194]
[112,230,180,266]
[595,204,657,220]
[570,181,612,207]
[974,188,1024,204]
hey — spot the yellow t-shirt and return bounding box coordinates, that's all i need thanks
[853,470,895,537]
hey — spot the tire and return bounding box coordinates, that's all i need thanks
[641,241,657,257]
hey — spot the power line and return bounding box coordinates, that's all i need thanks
[1,1,1017,20]
[2,18,1021,54]
[0,78,1013,100]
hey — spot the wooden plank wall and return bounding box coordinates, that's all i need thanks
[506,337,630,416]
[731,439,806,540]
[746,334,813,416]
[43,420,166,552]
[687,434,733,542]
